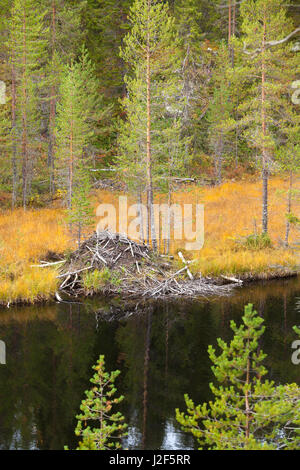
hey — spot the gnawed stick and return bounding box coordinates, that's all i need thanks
[31,260,66,268]
[57,266,92,279]
[220,275,243,284]
[178,251,194,281]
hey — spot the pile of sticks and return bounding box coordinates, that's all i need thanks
[65,230,152,271]
[126,274,232,299]
[57,230,158,295]
[56,231,235,299]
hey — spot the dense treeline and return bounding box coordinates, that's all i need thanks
[0,0,299,243]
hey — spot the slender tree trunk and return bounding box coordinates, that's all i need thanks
[231,1,236,67]
[228,0,232,45]
[232,1,236,37]
[245,352,250,442]
[22,10,28,210]
[285,171,293,247]
[166,181,172,255]
[48,0,57,196]
[146,2,157,251]
[261,10,268,234]
[138,190,145,243]
[78,222,81,247]
[11,60,17,209]
[215,132,224,185]
[69,98,74,209]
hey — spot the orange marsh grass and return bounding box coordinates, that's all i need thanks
[95,177,300,278]
[0,176,299,305]
[0,208,70,304]
[174,177,300,277]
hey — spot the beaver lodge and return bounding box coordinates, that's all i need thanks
[56,231,233,300]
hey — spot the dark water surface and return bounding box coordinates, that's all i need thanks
[0,277,300,450]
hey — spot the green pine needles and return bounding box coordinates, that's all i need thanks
[55,46,102,244]
[69,355,127,450]
[176,304,300,450]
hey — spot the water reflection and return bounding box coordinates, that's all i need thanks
[0,277,299,450]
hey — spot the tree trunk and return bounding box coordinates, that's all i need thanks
[245,353,250,442]
[22,9,28,210]
[261,10,268,234]
[48,0,56,197]
[11,61,17,209]
[69,117,74,209]
[284,171,293,247]
[262,167,268,234]
[228,0,232,45]
[146,2,157,251]
[166,181,172,255]
[230,0,236,67]
[138,191,145,244]
[215,132,224,185]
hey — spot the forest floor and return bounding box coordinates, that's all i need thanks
[0,176,299,306]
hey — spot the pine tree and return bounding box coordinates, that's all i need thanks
[55,47,100,209]
[238,0,297,234]
[118,0,185,249]
[69,355,127,450]
[67,160,94,246]
[176,304,300,450]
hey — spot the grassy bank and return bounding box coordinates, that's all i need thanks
[188,178,300,278]
[0,177,299,306]
[0,208,69,305]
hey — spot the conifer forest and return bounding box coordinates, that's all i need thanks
[0,0,300,454]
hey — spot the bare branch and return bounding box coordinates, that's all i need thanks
[243,27,300,56]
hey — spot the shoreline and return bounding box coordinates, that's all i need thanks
[1,268,298,309]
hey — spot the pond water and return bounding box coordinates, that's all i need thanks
[0,277,300,450]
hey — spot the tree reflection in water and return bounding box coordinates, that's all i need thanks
[0,277,299,450]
